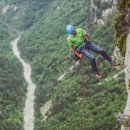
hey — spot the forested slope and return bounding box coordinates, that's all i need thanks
[0,0,127,130]
[0,0,53,30]
[0,22,26,130]
[17,0,126,130]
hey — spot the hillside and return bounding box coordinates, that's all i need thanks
[0,0,53,30]
[17,0,126,130]
[0,0,128,130]
[0,22,26,130]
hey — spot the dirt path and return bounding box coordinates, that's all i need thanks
[11,38,36,130]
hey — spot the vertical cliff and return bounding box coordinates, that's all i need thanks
[114,0,130,129]
[114,0,130,56]
[122,28,130,130]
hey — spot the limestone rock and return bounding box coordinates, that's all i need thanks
[121,29,130,130]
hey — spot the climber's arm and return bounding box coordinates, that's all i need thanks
[69,46,82,59]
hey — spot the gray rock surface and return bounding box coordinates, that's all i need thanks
[121,29,130,130]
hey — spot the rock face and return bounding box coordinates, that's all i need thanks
[112,46,124,68]
[121,29,130,130]
[40,100,53,122]
[113,1,130,128]
[113,0,130,57]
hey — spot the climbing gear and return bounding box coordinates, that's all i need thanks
[77,42,86,51]
[84,17,90,41]
[66,25,75,34]
[80,58,87,130]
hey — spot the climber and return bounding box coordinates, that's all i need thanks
[66,24,117,79]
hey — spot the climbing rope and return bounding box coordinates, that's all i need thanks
[80,58,87,130]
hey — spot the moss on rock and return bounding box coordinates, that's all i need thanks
[113,0,130,56]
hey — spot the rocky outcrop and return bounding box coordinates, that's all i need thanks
[121,29,130,130]
[112,46,124,68]
[40,100,53,122]
[113,0,130,56]
[113,0,130,129]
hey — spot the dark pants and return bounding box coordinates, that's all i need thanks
[78,41,112,73]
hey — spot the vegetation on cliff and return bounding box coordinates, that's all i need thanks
[0,0,128,129]
[17,0,126,129]
[113,0,130,56]
[0,22,26,130]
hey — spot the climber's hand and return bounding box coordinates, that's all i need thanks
[78,53,83,59]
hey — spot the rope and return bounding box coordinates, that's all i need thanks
[80,58,87,130]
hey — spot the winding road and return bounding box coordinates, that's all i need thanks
[11,38,36,130]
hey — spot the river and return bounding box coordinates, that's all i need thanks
[11,38,36,130]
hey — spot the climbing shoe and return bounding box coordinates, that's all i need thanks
[95,72,102,79]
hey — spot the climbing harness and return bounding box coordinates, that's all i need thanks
[80,58,87,130]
